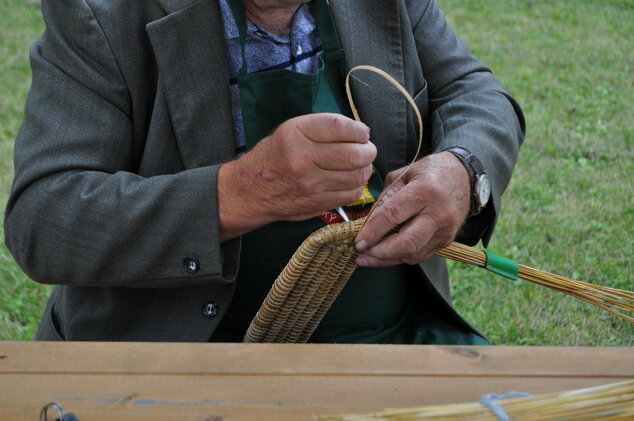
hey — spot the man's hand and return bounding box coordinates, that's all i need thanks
[218,113,376,241]
[354,151,471,266]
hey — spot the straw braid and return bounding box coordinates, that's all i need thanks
[244,221,360,343]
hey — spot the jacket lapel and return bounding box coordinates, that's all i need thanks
[330,0,407,174]
[147,0,236,168]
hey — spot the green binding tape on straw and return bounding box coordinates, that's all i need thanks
[485,251,519,281]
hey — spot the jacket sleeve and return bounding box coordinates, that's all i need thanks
[406,0,526,246]
[4,0,239,288]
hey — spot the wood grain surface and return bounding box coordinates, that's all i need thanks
[1,342,632,420]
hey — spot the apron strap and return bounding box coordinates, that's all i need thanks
[311,0,343,53]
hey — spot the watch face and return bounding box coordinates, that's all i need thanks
[477,175,491,206]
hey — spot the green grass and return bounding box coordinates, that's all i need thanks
[0,0,50,340]
[439,0,634,346]
[0,0,632,344]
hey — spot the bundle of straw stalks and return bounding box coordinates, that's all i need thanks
[318,380,634,421]
[436,241,634,324]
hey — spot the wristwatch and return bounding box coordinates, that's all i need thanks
[444,147,490,217]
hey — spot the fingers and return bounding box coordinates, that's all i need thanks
[282,188,366,221]
[313,141,377,171]
[229,113,378,224]
[354,181,421,251]
[354,153,470,267]
[273,113,376,171]
[280,165,371,202]
[316,164,374,191]
[383,166,407,186]
[355,212,450,267]
[294,113,371,144]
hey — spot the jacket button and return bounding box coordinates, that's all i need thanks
[183,257,200,274]
[203,302,218,318]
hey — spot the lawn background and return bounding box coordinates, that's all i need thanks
[0,0,632,344]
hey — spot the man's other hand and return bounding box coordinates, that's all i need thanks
[354,151,470,266]
[218,113,376,241]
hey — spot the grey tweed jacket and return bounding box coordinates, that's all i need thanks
[5,0,524,341]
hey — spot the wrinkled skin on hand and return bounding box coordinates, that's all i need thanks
[354,151,470,267]
[218,113,376,241]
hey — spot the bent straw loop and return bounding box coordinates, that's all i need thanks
[344,65,424,230]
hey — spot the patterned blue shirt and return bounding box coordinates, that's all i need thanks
[217,0,323,153]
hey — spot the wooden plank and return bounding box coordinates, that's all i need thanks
[1,342,632,377]
[1,342,632,421]
[0,374,624,421]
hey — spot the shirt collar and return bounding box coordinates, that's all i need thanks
[218,0,315,44]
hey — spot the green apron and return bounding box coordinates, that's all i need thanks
[212,0,488,345]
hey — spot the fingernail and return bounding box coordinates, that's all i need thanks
[355,240,368,251]
[356,257,368,266]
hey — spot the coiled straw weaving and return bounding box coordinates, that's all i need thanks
[245,220,362,343]
[244,217,634,343]
[243,65,633,343]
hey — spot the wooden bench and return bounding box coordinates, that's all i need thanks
[1,342,632,420]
